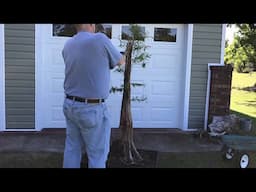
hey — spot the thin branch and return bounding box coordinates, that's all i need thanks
[131,96,147,102]
[131,83,145,87]
[110,87,123,93]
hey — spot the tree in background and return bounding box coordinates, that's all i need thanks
[225,24,256,73]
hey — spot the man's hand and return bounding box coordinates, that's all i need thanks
[118,54,126,66]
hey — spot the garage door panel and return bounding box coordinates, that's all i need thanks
[150,122,176,128]
[51,94,65,107]
[51,78,64,92]
[110,75,123,85]
[149,47,180,54]
[153,57,180,70]
[130,72,148,80]
[131,63,144,69]
[107,94,123,102]
[132,108,143,121]
[151,108,175,122]
[52,107,65,121]
[49,71,64,78]
[149,70,180,81]
[131,80,145,96]
[107,107,121,127]
[151,81,175,95]
[150,96,175,108]
[51,47,64,65]
[131,101,145,107]
[152,55,178,69]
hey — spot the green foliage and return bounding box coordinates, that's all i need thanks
[225,24,256,73]
[119,24,151,68]
[110,86,123,93]
[225,37,251,72]
[113,24,151,101]
[236,24,256,49]
[131,96,147,102]
[129,24,146,41]
[131,83,145,87]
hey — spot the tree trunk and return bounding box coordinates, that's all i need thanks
[119,41,143,164]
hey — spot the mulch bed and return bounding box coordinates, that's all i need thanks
[81,140,158,168]
[108,140,158,168]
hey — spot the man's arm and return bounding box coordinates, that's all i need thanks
[117,52,126,66]
[101,34,125,69]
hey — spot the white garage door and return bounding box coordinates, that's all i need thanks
[36,24,186,130]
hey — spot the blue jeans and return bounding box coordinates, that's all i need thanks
[63,98,111,168]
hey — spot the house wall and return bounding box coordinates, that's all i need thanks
[188,24,223,129]
[5,24,35,129]
[3,24,223,130]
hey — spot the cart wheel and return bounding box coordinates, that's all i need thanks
[239,154,250,168]
[221,146,234,160]
[225,148,234,160]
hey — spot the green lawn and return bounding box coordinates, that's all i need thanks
[231,71,256,89]
[157,151,256,168]
[2,151,255,168]
[230,72,256,135]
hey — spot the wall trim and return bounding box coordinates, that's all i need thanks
[204,63,225,131]
[35,24,45,131]
[3,129,37,132]
[0,24,5,131]
[220,24,226,65]
[182,24,193,130]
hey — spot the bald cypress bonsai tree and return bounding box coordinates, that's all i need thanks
[111,24,151,165]
[96,24,151,165]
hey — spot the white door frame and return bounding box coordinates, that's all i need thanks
[35,24,194,131]
[182,24,193,130]
[35,24,45,131]
[0,24,5,131]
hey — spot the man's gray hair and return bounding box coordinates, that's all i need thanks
[74,24,82,31]
[95,24,105,33]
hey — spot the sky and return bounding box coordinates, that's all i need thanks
[225,25,238,43]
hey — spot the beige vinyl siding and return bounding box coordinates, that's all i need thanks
[188,24,223,129]
[5,24,35,129]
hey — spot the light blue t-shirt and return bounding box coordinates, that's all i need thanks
[62,31,122,99]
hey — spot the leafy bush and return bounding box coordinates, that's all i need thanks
[225,24,256,73]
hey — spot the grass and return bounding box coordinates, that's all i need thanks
[157,151,256,168]
[0,152,63,168]
[2,151,255,168]
[0,152,89,168]
[230,72,256,135]
[231,71,256,89]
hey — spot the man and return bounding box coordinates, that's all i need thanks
[62,24,125,168]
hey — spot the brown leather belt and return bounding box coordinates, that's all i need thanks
[66,95,105,103]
